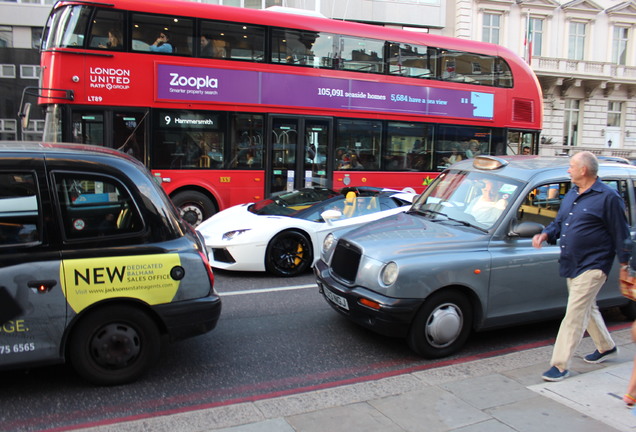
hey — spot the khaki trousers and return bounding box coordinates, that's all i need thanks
[551,269,615,371]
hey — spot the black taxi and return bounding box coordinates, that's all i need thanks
[0,142,221,385]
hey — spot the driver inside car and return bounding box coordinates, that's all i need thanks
[465,179,508,225]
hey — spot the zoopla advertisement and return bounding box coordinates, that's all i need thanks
[156,64,494,121]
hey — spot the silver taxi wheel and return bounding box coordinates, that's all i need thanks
[69,305,160,385]
[425,303,463,348]
[407,289,472,359]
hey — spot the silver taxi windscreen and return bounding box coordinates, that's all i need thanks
[410,170,522,230]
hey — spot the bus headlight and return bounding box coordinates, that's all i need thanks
[322,233,335,254]
[380,262,398,286]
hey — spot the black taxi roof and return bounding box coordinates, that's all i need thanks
[0,141,132,158]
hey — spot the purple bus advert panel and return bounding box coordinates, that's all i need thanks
[156,64,494,121]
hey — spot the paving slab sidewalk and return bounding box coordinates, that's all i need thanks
[79,328,636,432]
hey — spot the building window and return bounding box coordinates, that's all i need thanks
[568,21,586,60]
[530,17,543,57]
[0,26,12,48]
[612,26,628,66]
[482,13,501,44]
[22,120,45,141]
[0,64,16,78]
[20,65,41,79]
[607,101,623,127]
[563,99,580,146]
[31,27,43,50]
[0,119,17,140]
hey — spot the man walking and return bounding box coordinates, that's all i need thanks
[532,151,631,382]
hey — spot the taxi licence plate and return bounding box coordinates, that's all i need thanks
[324,288,349,310]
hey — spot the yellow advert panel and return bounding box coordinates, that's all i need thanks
[62,254,182,313]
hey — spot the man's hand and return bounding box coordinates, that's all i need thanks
[532,232,548,249]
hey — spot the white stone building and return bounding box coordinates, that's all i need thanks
[444,0,636,157]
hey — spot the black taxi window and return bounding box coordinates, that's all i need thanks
[0,173,39,246]
[55,173,143,240]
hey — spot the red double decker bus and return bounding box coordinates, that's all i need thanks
[37,0,542,225]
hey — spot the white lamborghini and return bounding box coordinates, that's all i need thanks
[197,187,415,276]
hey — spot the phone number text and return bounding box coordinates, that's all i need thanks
[0,343,36,354]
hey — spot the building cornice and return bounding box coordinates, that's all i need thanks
[516,0,560,12]
[561,0,603,15]
[606,1,636,22]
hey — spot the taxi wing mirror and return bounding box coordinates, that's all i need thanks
[508,220,544,238]
[321,209,343,225]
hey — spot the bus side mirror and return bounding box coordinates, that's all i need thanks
[19,102,31,130]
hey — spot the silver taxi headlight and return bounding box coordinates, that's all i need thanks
[380,262,399,286]
[322,233,335,254]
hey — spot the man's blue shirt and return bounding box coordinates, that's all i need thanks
[543,177,631,278]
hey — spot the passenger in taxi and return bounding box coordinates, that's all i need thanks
[465,179,507,225]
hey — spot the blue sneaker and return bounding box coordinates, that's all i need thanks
[542,366,570,382]
[584,346,618,364]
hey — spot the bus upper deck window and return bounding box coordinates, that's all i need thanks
[339,36,385,74]
[132,13,194,56]
[88,9,125,50]
[200,20,265,61]
[495,58,513,88]
[47,5,92,49]
[388,42,434,79]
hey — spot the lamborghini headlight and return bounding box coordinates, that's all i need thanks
[222,229,251,241]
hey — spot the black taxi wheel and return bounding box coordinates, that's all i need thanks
[265,230,312,277]
[407,289,472,359]
[68,305,161,385]
[172,190,217,227]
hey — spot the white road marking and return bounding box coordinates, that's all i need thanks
[221,284,317,296]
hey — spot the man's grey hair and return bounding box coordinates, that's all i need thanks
[574,151,599,176]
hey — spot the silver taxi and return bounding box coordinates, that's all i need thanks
[315,155,636,358]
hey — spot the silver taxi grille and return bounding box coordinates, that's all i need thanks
[331,240,361,283]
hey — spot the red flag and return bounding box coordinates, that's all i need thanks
[524,13,533,64]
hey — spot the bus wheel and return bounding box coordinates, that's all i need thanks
[407,289,472,358]
[265,230,312,277]
[68,305,161,385]
[172,191,216,227]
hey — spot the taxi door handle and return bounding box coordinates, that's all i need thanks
[27,280,57,294]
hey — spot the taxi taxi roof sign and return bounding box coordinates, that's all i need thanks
[473,155,508,170]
